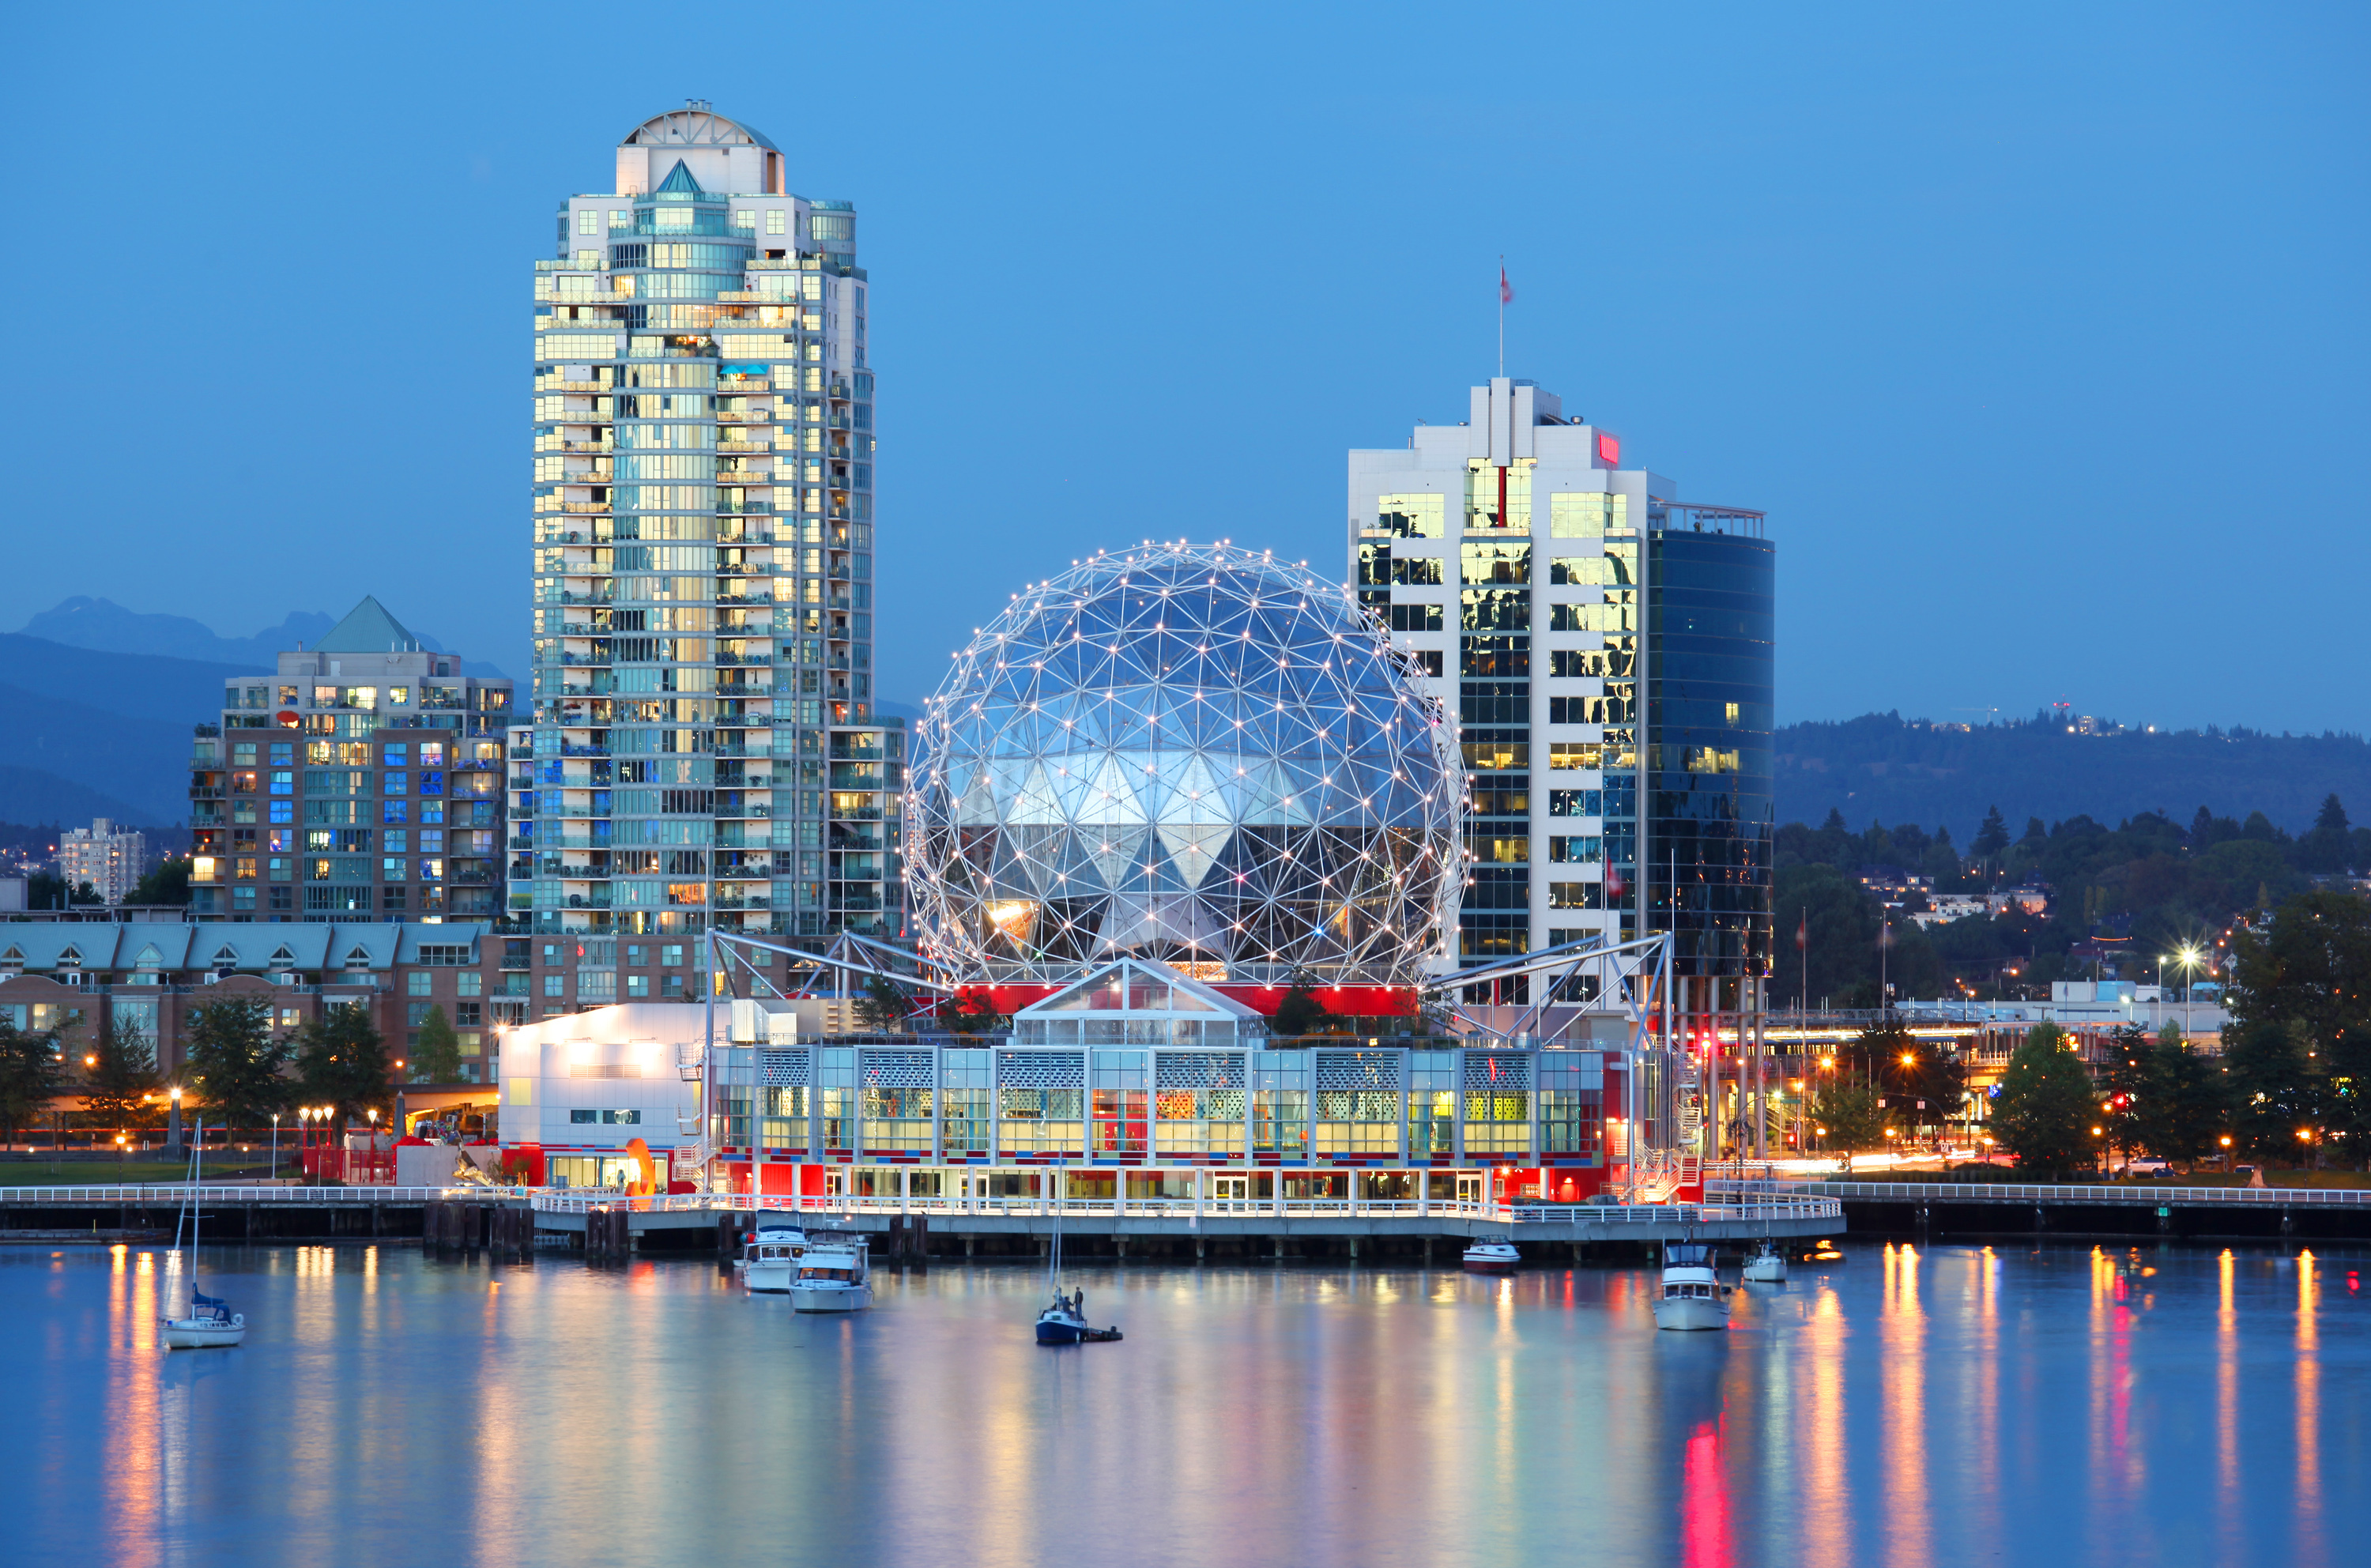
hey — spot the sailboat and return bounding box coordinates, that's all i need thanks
[1034,1172,1121,1345]
[161,1124,246,1350]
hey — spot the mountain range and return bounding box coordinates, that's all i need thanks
[0,597,509,827]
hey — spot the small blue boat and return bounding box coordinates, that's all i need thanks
[1033,1185,1121,1344]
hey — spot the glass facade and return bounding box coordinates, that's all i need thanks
[523,107,900,967]
[1644,516,1775,1014]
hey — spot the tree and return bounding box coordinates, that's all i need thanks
[413,1004,462,1083]
[1990,1023,2101,1178]
[1269,972,1343,1037]
[2222,1018,2321,1160]
[81,1013,162,1133]
[1970,805,2011,861]
[182,998,293,1134]
[0,1021,66,1148]
[854,974,914,1032]
[2230,891,2371,1148]
[933,986,1009,1036]
[128,857,193,906]
[296,1002,394,1131]
[1807,1084,1883,1170]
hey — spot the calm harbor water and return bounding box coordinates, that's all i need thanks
[2,1240,2363,1567]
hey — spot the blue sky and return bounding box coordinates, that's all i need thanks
[6,2,2364,730]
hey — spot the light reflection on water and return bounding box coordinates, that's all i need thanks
[0,1242,2362,1568]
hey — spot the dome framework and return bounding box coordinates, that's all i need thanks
[908,543,1464,985]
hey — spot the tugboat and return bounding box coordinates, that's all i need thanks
[789,1234,873,1313]
[1652,1242,1732,1332]
[161,1125,246,1350]
[1461,1241,1521,1273]
[739,1226,809,1294]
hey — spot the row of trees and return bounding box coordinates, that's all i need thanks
[0,997,401,1145]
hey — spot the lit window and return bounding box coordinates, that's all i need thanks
[766,209,786,236]
[578,209,597,236]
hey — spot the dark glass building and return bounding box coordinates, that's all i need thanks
[1644,507,1774,1029]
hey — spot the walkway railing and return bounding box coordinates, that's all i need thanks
[527,1192,1842,1224]
[1709,1178,2371,1208]
[0,1185,499,1205]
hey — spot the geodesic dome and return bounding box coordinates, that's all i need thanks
[908,541,1463,983]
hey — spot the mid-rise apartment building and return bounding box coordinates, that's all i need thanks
[522,101,903,982]
[1348,378,1774,1035]
[0,920,506,1082]
[58,820,150,904]
[190,597,511,921]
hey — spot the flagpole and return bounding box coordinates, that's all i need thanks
[1497,256,1506,378]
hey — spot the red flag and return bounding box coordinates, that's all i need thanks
[1499,265,1514,305]
[1604,868,1624,899]
[1796,916,1807,951]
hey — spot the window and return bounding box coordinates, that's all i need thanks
[383,887,407,912]
[420,771,444,796]
[269,771,292,796]
[662,944,684,966]
[544,974,564,997]
[1548,836,1602,863]
[1370,493,1444,540]
[1550,492,1627,537]
[384,772,407,795]
[384,831,408,854]
[407,1001,432,1026]
[578,209,597,236]
[383,744,409,765]
[1388,603,1442,632]
[458,972,482,997]
[662,974,685,999]
[384,800,408,824]
[767,209,786,235]
[625,944,645,965]
[270,886,292,910]
[570,1109,641,1125]
[1549,790,1603,818]
[408,971,433,996]
[627,974,649,997]
[1548,743,1598,771]
[456,1003,482,1027]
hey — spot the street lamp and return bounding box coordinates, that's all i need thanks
[271,1112,281,1180]
[166,1084,185,1160]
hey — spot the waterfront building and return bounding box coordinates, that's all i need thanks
[1348,379,1774,1064]
[190,597,511,923]
[523,101,899,995]
[58,820,150,906]
[0,920,505,1083]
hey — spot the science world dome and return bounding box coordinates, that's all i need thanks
[908,542,1463,983]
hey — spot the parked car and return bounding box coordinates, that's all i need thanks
[2120,1157,2173,1176]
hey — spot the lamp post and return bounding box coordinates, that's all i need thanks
[270,1112,281,1180]
[165,1084,185,1161]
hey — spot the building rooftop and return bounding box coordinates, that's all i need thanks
[314,596,423,655]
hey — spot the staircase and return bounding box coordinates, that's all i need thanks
[1632,1151,1702,1204]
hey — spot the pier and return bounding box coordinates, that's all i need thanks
[1711,1178,2371,1245]
[0,1183,1841,1261]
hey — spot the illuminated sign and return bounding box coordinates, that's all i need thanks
[1596,432,1620,466]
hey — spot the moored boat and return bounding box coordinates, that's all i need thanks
[1461,1241,1521,1273]
[1742,1241,1788,1283]
[740,1227,810,1294]
[789,1235,873,1313]
[161,1125,246,1350]
[1653,1242,1732,1332]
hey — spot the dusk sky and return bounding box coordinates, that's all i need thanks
[6,2,2364,731]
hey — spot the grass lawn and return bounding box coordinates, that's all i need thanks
[0,1159,292,1185]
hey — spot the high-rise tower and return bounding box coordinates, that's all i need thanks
[522,104,900,1003]
[1348,379,1772,1041]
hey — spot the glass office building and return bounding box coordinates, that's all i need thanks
[522,103,901,987]
[1346,379,1773,1028]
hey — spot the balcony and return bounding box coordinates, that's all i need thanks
[562,440,614,454]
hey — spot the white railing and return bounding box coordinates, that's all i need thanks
[1711,1178,2371,1208]
[525,1191,1841,1225]
[0,1185,504,1205]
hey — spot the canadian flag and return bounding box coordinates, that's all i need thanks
[1796,915,1808,951]
[1604,867,1624,899]
[1499,265,1514,306]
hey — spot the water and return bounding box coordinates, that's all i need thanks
[3,1242,2364,1568]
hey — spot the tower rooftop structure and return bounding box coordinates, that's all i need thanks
[616,101,783,196]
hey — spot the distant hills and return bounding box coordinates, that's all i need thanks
[18,597,507,680]
[0,597,507,829]
[1776,713,2371,838]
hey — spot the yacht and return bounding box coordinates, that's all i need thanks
[1461,1241,1521,1273]
[789,1235,873,1313]
[1742,1241,1789,1283]
[1653,1242,1732,1332]
[739,1226,810,1294]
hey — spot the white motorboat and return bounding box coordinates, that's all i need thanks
[1461,1241,1521,1273]
[1653,1242,1732,1332]
[739,1227,810,1294]
[789,1235,873,1313]
[1742,1241,1789,1283]
[161,1125,246,1350]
